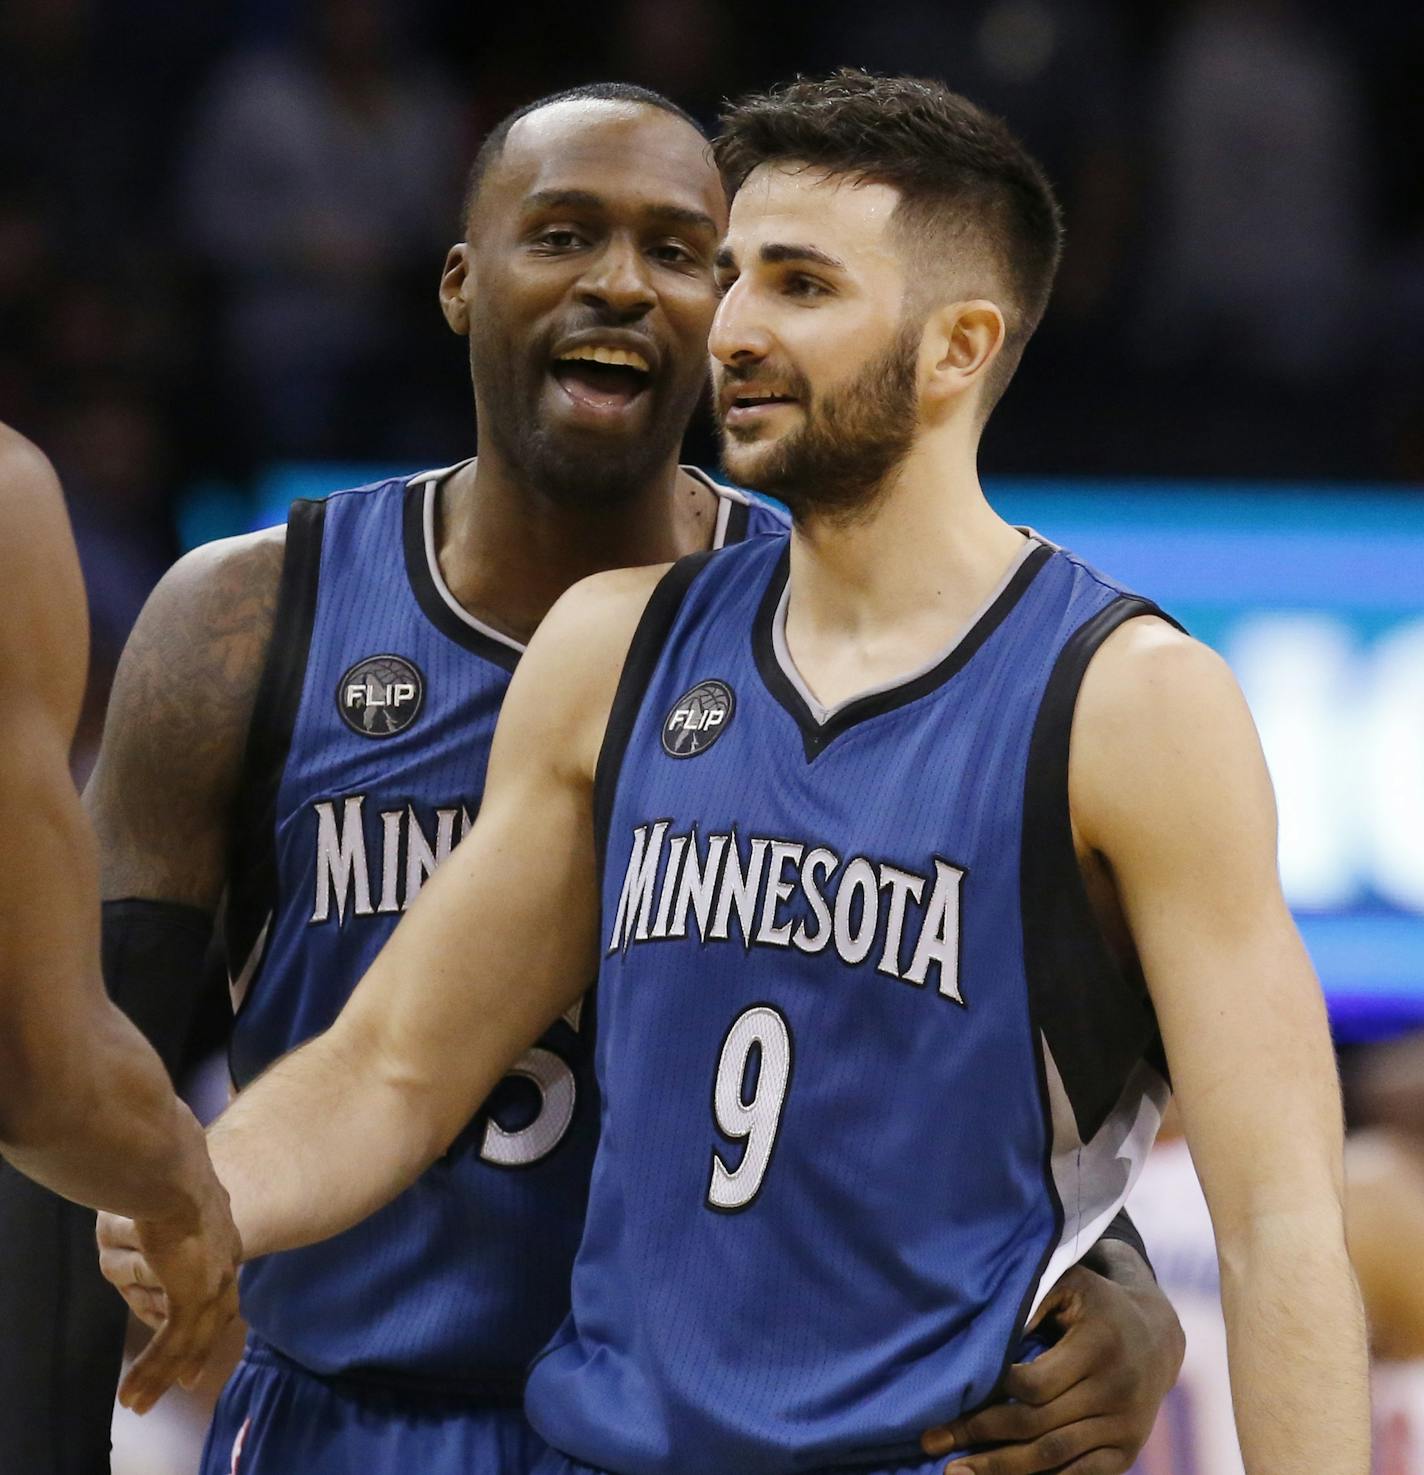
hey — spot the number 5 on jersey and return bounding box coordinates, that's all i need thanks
[707,1005,794,1212]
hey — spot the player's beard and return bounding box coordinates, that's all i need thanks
[470,320,697,510]
[717,323,921,527]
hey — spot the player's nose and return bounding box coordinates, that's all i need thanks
[708,281,772,367]
[576,237,656,321]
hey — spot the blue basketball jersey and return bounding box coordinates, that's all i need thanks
[524,532,1174,1474]
[223,460,787,1390]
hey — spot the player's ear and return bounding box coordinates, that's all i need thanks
[439,243,475,336]
[921,300,1005,418]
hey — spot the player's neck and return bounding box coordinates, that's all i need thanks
[783,442,1026,710]
[431,452,716,645]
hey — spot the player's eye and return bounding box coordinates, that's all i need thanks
[532,228,587,252]
[650,241,698,265]
[784,274,831,301]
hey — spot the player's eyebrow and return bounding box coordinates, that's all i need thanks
[757,243,846,271]
[524,190,718,235]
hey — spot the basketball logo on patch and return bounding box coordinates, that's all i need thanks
[662,679,735,758]
[337,654,424,738]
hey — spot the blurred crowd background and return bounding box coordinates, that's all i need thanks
[3,0,1423,752]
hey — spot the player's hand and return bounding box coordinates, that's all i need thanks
[96,1154,243,1414]
[920,1260,1184,1475]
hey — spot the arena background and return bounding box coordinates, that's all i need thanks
[2,0,1422,1469]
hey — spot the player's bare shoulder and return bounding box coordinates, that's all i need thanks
[85,523,287,905]
[1068,613,1273,863]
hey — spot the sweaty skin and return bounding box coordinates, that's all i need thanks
[87,99,1179,1470]
[0,423,239,1392]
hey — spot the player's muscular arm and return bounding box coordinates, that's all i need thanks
[85,523,285,907]
[0,429,204,1213]
[0,522,279,1455]
[0,429,239,1410]
[1073,620,1370,1475]
[195,565,665,1258]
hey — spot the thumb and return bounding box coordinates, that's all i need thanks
[1025,1278,1067,1335]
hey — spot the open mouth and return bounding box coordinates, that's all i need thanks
[550,345,653,414]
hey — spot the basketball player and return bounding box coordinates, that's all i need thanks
[100,71,1368,1475]
[34,84,1176,1475]
[0,424,240,1413]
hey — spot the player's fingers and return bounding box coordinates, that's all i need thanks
[124,1285,170,1331]
[939,1418,1114,1475]
[95,1211,142,1252]
[999,1333,1100,1407]
[97,1243,164,1294]
[118,1323,189,1415]
[925,1377,1102,1452]
[1047,1450,1130,1475]
[155,1275,239,1395]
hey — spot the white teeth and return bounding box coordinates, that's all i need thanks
[557,345,651,373]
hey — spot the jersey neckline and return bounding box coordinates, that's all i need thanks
[402,461,759,669]
[752,534,1054,761]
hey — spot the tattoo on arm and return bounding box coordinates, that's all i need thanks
[85,529,286,909]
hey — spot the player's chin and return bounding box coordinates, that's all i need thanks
[718,429,786,484]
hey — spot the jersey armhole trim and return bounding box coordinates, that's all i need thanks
[1020,594,1181,1144]
[991,594,1181,1404]
[223,497,327,1035]
[591,551,715,873]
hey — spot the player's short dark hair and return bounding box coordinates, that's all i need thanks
[462,83,707,230]
[713,70,1063,418]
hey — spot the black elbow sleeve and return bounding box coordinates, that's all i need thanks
[100,898,218,1078]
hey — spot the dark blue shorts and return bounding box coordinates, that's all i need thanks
[202,1338,548,1475]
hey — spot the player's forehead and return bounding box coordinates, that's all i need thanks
[722,164,904,275]
[493,101,725,230]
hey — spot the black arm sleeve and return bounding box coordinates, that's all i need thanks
[1097,1207,1154,1277]
[0,899,218,1475]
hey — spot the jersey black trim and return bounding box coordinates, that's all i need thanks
[1021,595,1182,1144]
[223,498,326,1036]
[721,494,752,547]
[402,480,521,672]
[753,540,1054,762]
[592,553,715,873]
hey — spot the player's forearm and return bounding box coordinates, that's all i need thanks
[207,1021,453,1261]
[1219,1206,1370,1474]
[0,997,211,1224]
